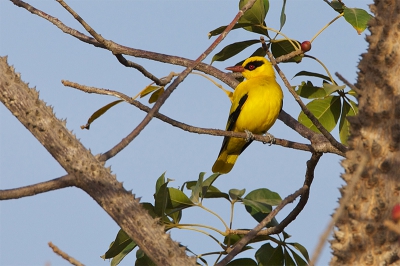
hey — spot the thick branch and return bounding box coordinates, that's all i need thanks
[0,56,195,266]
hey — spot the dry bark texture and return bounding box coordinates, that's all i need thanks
[330,0,400,265]
[0,56,196,266]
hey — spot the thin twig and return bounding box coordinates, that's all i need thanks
[216,185,310,266]
[309,154,367,266]
[0,174,74,200]
[335,72,360,92]
[217,152,322,265]
[48,242,84,266]
[266,49,347,154]
[114,54,164,86]
[99,0,259,161]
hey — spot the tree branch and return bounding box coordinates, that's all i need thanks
[0,56,196,266]
[10,0,346,158]
[217,152,322,265]
[0,174,74,200]
[98,0,259,161]
[62,80,346,156]
[217,185,309,266]
[266,49,348,154]
[48,242,84,266]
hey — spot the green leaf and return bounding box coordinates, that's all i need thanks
[239,0,268,25]
[255,243,284,266]
[166,207,182,224]
[339,99,357,145]
[343,7,373,35]
[155,172,166,195]
[293,71,332,82]
[167,187,194,210]
[190,172,204,203]
[154,182,169,217]
[298,96,342,133]
[250,47,267,58]
[295,81,326,99]
[229,188,246,200]
[201,172,221,199]
[208,23,257,38]
[103,229,134,259]
[287,246,308,266]
[279,0,287,31]
[226,258,258,266]
[135,249,156,266]
[243,189,281,227]
[110,241,136,266]
[284,247,296,266]
[244,188,282,206]
[211,40,260,63]
[322,82,346,96]
[327,0,345,13]
[271,39,302,63]
[287,242,310,262]
[82,100,123,130]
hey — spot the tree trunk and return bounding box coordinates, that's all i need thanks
[330,0,400,265]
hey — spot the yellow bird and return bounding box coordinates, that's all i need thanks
[212,56,283,174]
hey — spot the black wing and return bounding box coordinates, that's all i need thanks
[217,93,248,155]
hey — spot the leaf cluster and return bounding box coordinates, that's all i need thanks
[102,172,308,266]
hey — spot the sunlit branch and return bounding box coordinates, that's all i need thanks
[62,81,326,157]
[48,242,84,266]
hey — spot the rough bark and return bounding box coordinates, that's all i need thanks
[330,0,400,265]
[0,56,196,266]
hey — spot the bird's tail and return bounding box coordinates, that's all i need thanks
[212,150,239,174]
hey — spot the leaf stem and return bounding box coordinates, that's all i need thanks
[310,13,343,43]
[304,55,336,85]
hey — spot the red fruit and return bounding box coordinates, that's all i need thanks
[392,204,400,222]
[301,41,311,52]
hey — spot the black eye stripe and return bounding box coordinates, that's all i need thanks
[244,60,264,71]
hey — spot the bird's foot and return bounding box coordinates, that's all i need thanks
[263,133,275,146]
[244,129,255,142]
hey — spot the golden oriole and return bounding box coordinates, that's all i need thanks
[212,56,283,174]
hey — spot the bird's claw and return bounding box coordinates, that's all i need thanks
[262,133,275,146]
[244,129,255,142]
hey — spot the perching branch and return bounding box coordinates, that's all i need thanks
[62,80,344,156]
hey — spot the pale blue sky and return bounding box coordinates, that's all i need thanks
[1,1,371,265]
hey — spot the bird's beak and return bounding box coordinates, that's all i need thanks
[225,65,245,73]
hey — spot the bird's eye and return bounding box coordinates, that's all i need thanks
[248,64,256,70]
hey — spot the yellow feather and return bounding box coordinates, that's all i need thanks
[212,56,283,174]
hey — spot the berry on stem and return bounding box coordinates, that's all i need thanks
[301,41,311,52]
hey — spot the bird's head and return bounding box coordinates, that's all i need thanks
[225,56,275,80]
